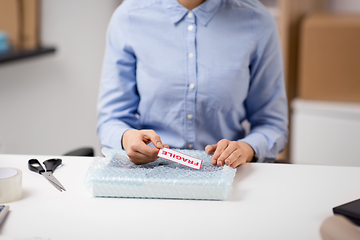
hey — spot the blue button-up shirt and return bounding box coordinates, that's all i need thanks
[97,0,288,162]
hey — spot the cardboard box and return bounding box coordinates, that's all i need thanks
[298,13,360,102]
[20,0,39,50]
[0,0,21,51]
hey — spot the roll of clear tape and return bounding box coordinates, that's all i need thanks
[0,168,23,203]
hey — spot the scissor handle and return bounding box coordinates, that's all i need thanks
[28,159,45,174]
[43,159,62,173]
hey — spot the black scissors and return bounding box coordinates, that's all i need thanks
[28,158,66,192]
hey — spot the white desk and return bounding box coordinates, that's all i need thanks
[1,154,360,240]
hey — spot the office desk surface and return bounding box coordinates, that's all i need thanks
[1,154,360,240]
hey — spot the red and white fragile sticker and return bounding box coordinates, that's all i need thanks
[157,148,203,170]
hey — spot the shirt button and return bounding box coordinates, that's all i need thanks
[189,83,195,89]
[187,114,193,120]
[188,25,194,31]
[187,12,193,18]
[188,53,193,58]
[188,144,193,149]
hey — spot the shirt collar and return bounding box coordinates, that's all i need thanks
[162,0,222,26]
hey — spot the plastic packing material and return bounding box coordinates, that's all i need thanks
[84,148,237,200]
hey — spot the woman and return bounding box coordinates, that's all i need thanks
[97,0,288,167]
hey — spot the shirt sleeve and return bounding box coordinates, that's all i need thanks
[97,5,139,150]
[239,10,289,162]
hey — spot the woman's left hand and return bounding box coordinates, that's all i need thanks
[205,139,255,168]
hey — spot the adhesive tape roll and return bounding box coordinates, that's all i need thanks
[0,168,23,203]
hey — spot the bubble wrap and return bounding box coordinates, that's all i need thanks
[84,148,237,200]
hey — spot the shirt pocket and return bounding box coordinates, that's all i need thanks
[208,66,250,113]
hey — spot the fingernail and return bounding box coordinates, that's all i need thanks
[157,142,163,148]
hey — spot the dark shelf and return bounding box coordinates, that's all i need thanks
[0,47,56,64]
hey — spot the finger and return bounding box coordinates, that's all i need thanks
[127,142,159,164]
[205,144,216,155]
[205,144,218,165]
[143,130,164,149]
[164,144,169,148]
[224,148,242,166]
[212,140,229,166]
[129,140,159,159]
[230,154,247,168]
[216,141,238,166]
[136,143,159,157]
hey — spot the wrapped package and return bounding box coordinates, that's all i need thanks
[84,148,237,200]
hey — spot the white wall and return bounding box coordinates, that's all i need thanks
[0,0,120,156]
[291,100,360,167]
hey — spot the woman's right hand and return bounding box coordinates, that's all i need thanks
[122,129,168,165]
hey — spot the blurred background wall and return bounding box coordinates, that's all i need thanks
[328,0,360,12]
[291,0,360,167]
[0,0,121,156]
[0,0,359,164]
